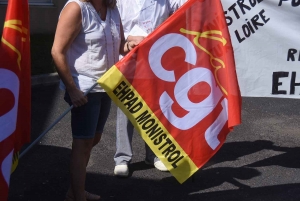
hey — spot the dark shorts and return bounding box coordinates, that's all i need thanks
[64,92,111,139]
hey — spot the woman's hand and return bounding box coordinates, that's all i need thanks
[67,87,88,107]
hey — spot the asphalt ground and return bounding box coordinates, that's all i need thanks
[7,78,300,201]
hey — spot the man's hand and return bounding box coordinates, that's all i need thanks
[126,35,145,51]
[127,35,145,45]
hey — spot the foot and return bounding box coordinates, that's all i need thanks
[114,164,129,177]
[145,159,168,172]
[65,190,100,201]
[85,191,101,201]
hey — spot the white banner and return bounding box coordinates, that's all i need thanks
[221,0,300,98]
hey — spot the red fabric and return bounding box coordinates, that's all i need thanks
[116,0,241,169]
[0,0,30,199]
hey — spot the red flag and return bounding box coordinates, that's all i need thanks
[98,0,241,183]
[0,0,31,199]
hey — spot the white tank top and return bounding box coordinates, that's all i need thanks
[60,0,121,93]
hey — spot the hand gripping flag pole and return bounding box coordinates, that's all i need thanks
[19,82,98,159]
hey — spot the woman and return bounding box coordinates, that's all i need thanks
[51,0,136,200]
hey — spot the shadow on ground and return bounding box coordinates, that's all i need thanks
[8,140,300,201]
[9,84,300,201]
[206,140,300,169]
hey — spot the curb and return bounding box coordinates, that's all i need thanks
[31,72,59,86]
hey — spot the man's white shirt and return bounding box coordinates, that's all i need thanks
[117,0,187,39]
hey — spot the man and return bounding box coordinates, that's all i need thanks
[114,0,187,177]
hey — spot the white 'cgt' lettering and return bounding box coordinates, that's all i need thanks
[0,68,19,142]
[148,33,197,82]
[148,33,228,150]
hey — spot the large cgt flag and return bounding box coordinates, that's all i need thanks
[0,0,31,199]
[98,0,241,183]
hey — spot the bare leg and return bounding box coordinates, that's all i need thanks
[86,133,101,165]
[70,138,94,201]
[66,133,102,201]
[92,133,101,147]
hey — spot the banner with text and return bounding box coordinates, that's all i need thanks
[221,0,300,98]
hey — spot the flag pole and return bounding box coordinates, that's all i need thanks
[19,82,98,159]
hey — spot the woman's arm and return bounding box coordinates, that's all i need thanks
[51,2,87,107]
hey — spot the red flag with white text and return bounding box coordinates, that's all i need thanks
[98,0,241,183]
[0,0,31,199]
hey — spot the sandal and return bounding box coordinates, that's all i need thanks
[85,191,101,201]
[64,191,101,201]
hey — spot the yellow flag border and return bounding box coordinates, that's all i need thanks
[98,66,198,183]
[11,151,19,173]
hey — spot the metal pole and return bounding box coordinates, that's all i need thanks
[20,82,98,159]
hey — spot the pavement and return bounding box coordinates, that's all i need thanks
[7,74,300,201]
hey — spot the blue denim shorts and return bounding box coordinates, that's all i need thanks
[64,92,111,139]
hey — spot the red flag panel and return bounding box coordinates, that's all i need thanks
[98,0,241,183]
[0,0,31,199]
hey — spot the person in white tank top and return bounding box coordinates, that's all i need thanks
[51,0,138,200]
